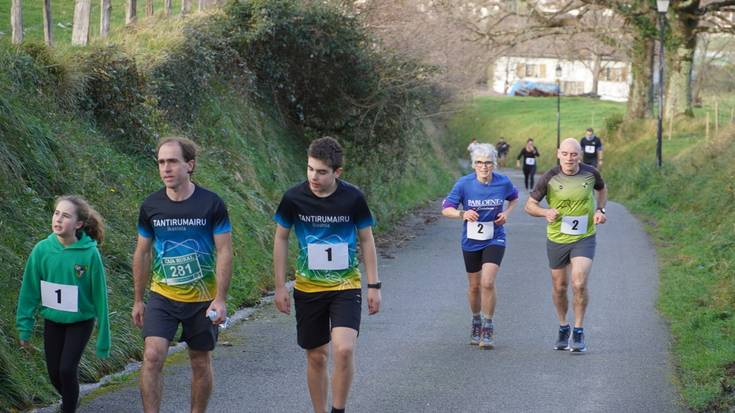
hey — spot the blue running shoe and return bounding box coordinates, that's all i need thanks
[570,328,586,353]
[555,325,571,350]
[470,318,482,345]
[479,323,495,349]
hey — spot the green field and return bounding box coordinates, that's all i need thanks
[449,95,735,412]
[0,0,193,46]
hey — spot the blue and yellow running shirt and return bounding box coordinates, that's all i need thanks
[274,180,374,293]
[137,185,231,303]
[442,172,519,252]
[529,164,605,244]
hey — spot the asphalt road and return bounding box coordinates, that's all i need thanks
[77,169,682,413]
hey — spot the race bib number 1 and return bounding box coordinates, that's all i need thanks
[467,221,494,241]
[584,145,596,154]
[308,243,349,270]
[561,215,588,235]
[525,157,536,166]
[40,280,78,312]
[162,253,204,286]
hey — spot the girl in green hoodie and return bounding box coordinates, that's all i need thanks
[16,195,111,413]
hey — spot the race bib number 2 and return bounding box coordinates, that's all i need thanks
[308,243,349,270]
[162,253,204,286]
[467,221,494,241]
[561,215,588,235]
[41,280,78,312]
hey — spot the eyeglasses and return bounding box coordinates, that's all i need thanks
[474,161,494,167]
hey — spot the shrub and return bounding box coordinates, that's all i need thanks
[79,46,157,154]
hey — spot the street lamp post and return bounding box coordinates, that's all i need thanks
[556,64,562,151]
[656,0,669,168]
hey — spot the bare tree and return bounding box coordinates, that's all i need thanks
[44,0,53,45]
[126,0,137,25]
[100,0,111,37]
[11,0,23,44]
[71,0,91,46]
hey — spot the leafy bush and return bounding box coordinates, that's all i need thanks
[79,46,157,154]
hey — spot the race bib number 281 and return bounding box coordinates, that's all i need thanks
[162,253,204,286]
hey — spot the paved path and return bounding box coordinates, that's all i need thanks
[78,169,682,413]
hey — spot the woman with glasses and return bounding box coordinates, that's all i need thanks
[441,144,519,349]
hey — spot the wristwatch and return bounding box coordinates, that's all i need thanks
[596,207,606,214]
[367,282,382,289]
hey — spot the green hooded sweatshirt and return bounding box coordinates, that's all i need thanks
[16,233,111,358]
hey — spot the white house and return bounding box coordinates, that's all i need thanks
[493,55,631,102]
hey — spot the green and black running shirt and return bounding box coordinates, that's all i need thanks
[530,164,605,244]
[274,180,374,293]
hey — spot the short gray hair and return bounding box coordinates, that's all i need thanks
[471,144,498,165]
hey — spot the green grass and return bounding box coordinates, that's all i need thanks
[448,95,735,412]
[447,96,625,171]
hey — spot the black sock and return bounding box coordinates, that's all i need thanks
[331,408,345,413]
[573,327,584,334]
[560,324,570,331]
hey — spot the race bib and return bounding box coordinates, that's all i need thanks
[525,157,536,166]
[162,253,204,286]
[308,242,349,270]
[40,280,78,312]
[584,145,596,154]
[467,221,494,241]
[561,215,588,235]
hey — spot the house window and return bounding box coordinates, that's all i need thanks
[561,81,585,95]
[600,67,628,82]
[515,63,547,78]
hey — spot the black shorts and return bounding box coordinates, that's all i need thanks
[142,292,218,351]
[462,245,505,273]
[293,288,361,350]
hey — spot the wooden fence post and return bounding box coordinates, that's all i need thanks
[146,0,153,16]
[164,0,172,16]
[181,0,191,15]
[11,0,23,44]
[706,112,710,141]
[126,0,137,25]
[71,0,91,46]
[100,0,111,37]
[43,0,53,46]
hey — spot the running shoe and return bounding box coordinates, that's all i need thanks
[470,318,482,345]
[554,325,571,350]
[478,323,495,349]
[570,328,586,353]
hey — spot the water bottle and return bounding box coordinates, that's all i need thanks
[206,310,231,329]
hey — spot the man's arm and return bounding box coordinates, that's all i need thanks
[207,232,233,324]
[131,235,152,328]
[594,186,608,224]
[358,227,381,315]
[273,225,291,315]
[524,196,559,223]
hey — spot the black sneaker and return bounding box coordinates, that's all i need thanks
[554,325,571,350]
[570,328,586,353]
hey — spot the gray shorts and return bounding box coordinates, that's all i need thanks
[142,292,218,351]
[546,235,596,269]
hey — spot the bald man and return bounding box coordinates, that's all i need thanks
[524,138,607,353]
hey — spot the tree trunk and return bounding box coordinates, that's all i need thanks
[198,0,205,12]
[100,0,111,38]
[626,35,655,120]
[665,5,698,117]
[164,0,172,17]
[145,0,153,16]
[43,0,53,46]
[71,0,91,46]
[591,54,601,97]
[126,0,137,25]
[11,0,23,44]
[181,0,191,15]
